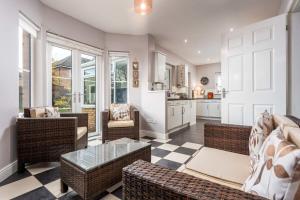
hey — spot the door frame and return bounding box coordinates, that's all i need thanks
[46,33,103,136]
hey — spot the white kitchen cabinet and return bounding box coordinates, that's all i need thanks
[167,100,192,131]
[182,102,190,125]
[208,103,221,118]
[154,52,166,83]
[190,100,197,125]
[167,105,176,130]
[196,100,221,118]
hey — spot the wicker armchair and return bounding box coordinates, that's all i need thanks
[17,109,88,172]
[122,123,268,200]
[101,107,139,143]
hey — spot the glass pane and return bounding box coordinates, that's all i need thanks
[111,56,128,104]
[19,29,31,113]
[81,54,96,133]
[51,46,72,113]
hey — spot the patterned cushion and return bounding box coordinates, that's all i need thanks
[29,107,46,118]
[109,104,130,121]
[45,107,60,118]
[243,128,300,200]
[249,112,274,170]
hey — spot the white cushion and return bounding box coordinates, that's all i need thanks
[77,127,87,140]
[107,120,134,128]
[182,168,243,190]
[186,147,250,185]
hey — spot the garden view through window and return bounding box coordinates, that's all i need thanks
[110,56,128,104]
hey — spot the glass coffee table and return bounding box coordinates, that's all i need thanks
[60,138,151,200]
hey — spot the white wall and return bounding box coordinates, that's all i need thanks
[288,12,300,117]
[0,0,44,180]
[196,63,221,90]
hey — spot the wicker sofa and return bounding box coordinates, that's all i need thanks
[123,115,300,200]
[17,108,88,172]
[102,107,139,143]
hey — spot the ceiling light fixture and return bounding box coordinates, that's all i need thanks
[134,0,152,15]
[198,50,201,54]
[230,28,234,32]
[184,39,188,43]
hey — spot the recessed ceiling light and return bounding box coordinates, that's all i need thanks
[207,58,211,61]
[230,28,234,32]
[184,39,188,43]
[198,50,201,54]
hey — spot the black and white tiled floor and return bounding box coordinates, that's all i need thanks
[0,120,211,200]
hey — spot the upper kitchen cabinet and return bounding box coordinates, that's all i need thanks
[176,64,189,87]
[154,51,166,83]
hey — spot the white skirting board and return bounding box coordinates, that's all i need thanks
[0,160,18,183]
[140,130,168,140]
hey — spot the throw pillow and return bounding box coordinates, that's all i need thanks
[243,127,300,200]
[110,104,130,121]
[30,107,46,118]
[249,111,274,170]
[45,107,60,118]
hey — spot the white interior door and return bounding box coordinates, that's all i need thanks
[221,14,287,125]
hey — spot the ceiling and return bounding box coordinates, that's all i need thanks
[40,0,281,65]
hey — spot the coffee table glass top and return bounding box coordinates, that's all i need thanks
[61,138,151,171]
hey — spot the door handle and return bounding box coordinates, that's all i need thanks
[73,93,77,103]
[222,88,229,98]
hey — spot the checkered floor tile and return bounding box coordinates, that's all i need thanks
[0,136,203,200]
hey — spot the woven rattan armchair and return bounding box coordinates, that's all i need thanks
[101,107,139,143]
[17,109,88,172]
[122,123,268,200]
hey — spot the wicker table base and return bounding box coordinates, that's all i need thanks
[60,138,151,200]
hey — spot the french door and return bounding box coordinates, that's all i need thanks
[47,37,102,136]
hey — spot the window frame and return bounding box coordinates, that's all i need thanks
[18,13,39,114]
[109,53,129,104]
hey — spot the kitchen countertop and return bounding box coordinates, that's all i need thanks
[167,98,221,101]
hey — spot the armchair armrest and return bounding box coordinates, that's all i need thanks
[60,113,88,128]
[123,160,266,200]
[130,108,139,126]
[17,117,78,150]
[204,123,252,155]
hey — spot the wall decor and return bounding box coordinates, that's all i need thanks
[133,61,139,70]
[132,61,139,88]
[133,80,139,87]
[200,77,209,85]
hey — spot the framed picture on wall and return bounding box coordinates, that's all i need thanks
[133,61,139,70]
[133,80,139,87]
[133,70,139,79]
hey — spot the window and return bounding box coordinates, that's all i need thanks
[18,14,39,113]
[110,54,129,104]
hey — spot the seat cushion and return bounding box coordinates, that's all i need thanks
[108,120,134,128]
[186,147,250,185]
[77,127,87,140]
[182,168,243,190]
[283,127,300,148]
